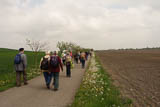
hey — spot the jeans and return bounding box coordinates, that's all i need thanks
[43,72,52,86]
[52,72,59,89]
[66,62,71,77]
[86,55,88,60]
[79,58,82,63]
[81,59,85,68]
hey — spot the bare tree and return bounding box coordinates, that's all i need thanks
[26,38,48,67]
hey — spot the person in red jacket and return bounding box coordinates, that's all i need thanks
[49,51,63,91]
[70,51,73,58]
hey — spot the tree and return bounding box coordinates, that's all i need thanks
[57,41,68,53]
[57,41,77,53]
[26,38,48,67]
[56,41,91,55]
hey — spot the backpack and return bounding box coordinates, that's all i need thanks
[14,54,21,64]
[66,55,71,62]
[50,56,59,68]
[40,57,49,70]
[81,53,85,60]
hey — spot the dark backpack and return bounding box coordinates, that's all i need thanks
[40,57,49,70]
[50,56,59,68]
[14,54,21,64]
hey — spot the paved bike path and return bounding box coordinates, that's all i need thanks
[0,62,87,107]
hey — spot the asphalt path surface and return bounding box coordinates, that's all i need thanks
[0,61,88,107]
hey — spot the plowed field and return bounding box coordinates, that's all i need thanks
[96,50,160,107]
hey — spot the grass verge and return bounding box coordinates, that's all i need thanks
[71,55,132,107]
[0,48,44,92]
[0,68,41,92]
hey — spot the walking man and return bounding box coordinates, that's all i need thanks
[74,52,79,64]
[50,51,63,91]
[14,48,28,87]
[40,51,52,89]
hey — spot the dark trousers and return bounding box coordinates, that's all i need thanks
[52,72,59,89]
[81,59,85,68]
[79,58,82,63]
[75,58,78,64]
[16,71,27,86]
[43,72,52,86]
[62,59,66,65]
[66,62,71,77]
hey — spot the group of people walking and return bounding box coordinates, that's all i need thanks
[40,51,63,91]
[14,48,92,91]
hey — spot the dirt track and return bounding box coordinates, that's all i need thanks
[96,50,160,107]
[0,62,87,107]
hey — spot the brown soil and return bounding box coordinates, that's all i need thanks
[96,50,160,107]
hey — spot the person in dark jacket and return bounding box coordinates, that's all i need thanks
[74,52,79,64]
[49,51,63,91]
[14,48,28,87]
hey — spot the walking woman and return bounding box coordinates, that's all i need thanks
[40,51,52,89]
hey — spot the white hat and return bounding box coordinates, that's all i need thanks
[63,50,66,53]
[45,51,51,55]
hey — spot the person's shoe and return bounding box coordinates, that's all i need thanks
[46,84,50,89]
[24,82,28,85]
[47,85,50,89]
[53,88,58,91]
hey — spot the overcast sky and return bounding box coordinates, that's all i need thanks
[0,0,160,50]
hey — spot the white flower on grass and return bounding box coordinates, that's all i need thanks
[100,90,104,94]
[112,104,116,107]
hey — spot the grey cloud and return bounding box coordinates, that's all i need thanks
[0,0,160,50]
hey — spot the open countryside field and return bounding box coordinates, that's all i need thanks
[0,48,44,91]
[96,50,160,107]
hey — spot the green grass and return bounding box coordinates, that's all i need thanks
[0,48,44,91]
[71,55,132,107]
